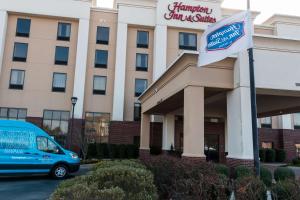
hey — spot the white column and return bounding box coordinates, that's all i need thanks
[112,22,128,121]
[72,19,90,119]
[227,87,254,160]
[281,114,293,129]
[162,114,175,150]
[0,10,8,76]
[153,24,167,81]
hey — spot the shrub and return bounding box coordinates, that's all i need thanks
[259,149,266,162]
[271,180,300,200]
[127,144,138,158]
[52,160,157,200]
[150,146,162,155]
[274,167,295,182]
[260,167,273,187]
[235,176,267,200]
[87,143,97,159]
[292,158,300,165]
[215,164,230,177]
[265,149,276,163]
[235,166,253,179]
[108,144,119,159]
[96,143,109,159]
[118,144,127,159]
[143,155,230,200]
[275,149,286,162]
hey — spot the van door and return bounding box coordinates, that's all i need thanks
[35,136,65,170]
[0,127,44,174]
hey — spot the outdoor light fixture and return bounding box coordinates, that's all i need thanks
[69,96,78,149]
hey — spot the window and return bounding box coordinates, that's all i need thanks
[85,112,110,143]
[0,107,27,121]
[296,144,300,158]
[94,50,108,68]
[261,117,272,128]
[294,113,300,129]
[262,142,273,149]
[136,53,148,71]
[16,18,31,37]
[135,79,148,97]
[0,129,32,149]
[43,110,69,147]
[57,23,71,41]
[137,31,149,48]
[55,46,69,65]
[179,32,197,50]
[52,73,67,92]
[96,26,110,45]
[9,70,25,90]
[37,136,62,154]
[134,103,141,121]
[93,76,106,95]
[13,43,28,62]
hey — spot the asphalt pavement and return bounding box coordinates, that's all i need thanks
[0,164,93,200]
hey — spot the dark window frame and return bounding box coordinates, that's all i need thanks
[179,32,197,51]
[136,31,149,48]
[57,22,71,41]
[13,42,28,62]
[16,18,31,37]
[9,69,25,90]
[93,75,107,95]
[52,72,67,92]
[135,79,148,97]
[136,53,148,72]
[94,50,108,68]
[0,107,27,120]
[54,46,69,65]
[134,102,141,121]
[96,26,110,45]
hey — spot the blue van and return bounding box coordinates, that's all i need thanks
[0,120,80,179]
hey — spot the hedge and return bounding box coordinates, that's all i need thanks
[87,143,139,159]
[274,167,295,182]
[275,149,286,162]
[234,176,267,200]
[265,149,276,163]
[215,164,230,177]
[235,166,253,179]
[260,167,272,187]
[259,149,267,162]
[271,180,300,200]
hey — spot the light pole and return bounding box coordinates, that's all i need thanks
[69,96,78,150]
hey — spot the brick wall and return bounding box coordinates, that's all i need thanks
[109,121,141,144]
[26,117,43,128]
[259,128,283,149]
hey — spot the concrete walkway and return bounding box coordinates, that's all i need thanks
[261,162,300,180]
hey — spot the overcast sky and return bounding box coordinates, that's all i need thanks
[97,0,299,24]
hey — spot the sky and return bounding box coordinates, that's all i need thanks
[97,0,300,24]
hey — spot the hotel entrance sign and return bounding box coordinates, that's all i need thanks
[164,2,216,23]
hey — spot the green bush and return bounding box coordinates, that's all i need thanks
[274,167,295,182]
[271,180,300,200]
[275,149,286,162]
[96,143,109,159]
[260,167,273,187]
[265,149,276,163]
[52,160,157,200]
[118,144,127,159]
[108,144,119,159]
[259,149,266,162]
[292,158,300,165]
[215,164,230,177]
[127,144,138,158]
[235,166,253,179]
[234,176,267,200]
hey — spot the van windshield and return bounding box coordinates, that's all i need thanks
[36,136,62,154]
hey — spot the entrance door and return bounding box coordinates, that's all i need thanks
[204,134,219,162]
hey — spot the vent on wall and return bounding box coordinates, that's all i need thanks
[296,83,300,86]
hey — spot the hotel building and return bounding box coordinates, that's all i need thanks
[1,0,300,165]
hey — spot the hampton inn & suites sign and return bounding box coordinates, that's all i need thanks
[164,2,217,23]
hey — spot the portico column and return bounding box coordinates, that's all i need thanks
[72,18,90,119]
[162,114,175,151]
[0,10,8,76]
[182,86,206,160]
[153,24,167,80]
[140,113,150,159]
[226,87,254,167]
[112,22,128,121]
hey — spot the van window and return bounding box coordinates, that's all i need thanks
[0,129,33,149]
[36,136,61,154]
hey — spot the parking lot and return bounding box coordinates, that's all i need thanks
[0,164,92,200]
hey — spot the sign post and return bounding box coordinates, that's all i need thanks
[247,0,260,177]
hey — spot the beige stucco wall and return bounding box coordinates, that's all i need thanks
[123,26,154,121]
[0,13,78,117]
[83,9,117,117]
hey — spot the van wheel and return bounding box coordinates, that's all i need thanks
[51,164,69,179]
